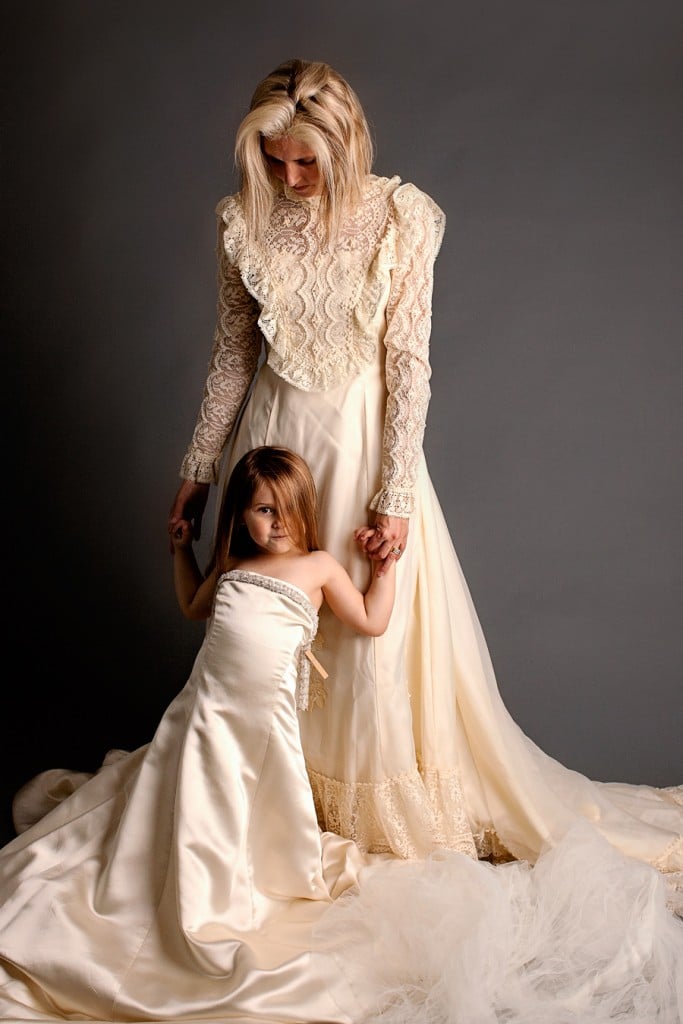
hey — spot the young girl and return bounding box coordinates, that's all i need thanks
[0,447,393,1023]
[172,444,395,636]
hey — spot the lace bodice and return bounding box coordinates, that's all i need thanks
[180,175,445,516]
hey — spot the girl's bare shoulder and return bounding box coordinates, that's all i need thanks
[306,549,339,574]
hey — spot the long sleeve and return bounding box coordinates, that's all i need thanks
[370,185,445,517]
[180,212,263,484]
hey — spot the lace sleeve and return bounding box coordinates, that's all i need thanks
[369,184,445,517]
[180,207,263,484]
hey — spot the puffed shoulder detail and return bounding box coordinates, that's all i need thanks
[215,192,242,221]
[215,194,246,263]
[390,181,446,259]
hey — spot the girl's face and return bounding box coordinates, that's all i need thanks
[262,136,322,197]
[242,483,297,555]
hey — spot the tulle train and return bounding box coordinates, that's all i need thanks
[314,821,683,1024]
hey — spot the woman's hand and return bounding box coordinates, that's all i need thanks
[168,480,210,553]
[355,515,410,576]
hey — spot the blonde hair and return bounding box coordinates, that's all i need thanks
[211,446,320,573]
[235,58,374,243]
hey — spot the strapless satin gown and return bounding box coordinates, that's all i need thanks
[0,571,370,1023]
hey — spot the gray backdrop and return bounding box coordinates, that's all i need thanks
[3,0,681,847]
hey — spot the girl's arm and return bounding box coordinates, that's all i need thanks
[171,521,217,620]
[318,551,396,637]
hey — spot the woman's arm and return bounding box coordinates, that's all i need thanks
[168,204,263,545]
[178,252,262,485]
[364,184,445,568]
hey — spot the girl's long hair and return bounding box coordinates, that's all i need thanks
[211,446,320,574]
[235,58,374,244]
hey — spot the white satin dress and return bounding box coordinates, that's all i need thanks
[0,571,371,1022]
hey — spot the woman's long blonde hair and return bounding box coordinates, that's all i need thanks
[211,446,320,574]
[235,58,374,243]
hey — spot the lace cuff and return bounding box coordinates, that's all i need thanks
[369,487,414,518]
[180,210,262,483]
[179,451,222,486]
[379,184,445,511]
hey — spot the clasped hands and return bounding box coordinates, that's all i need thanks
[168,480,211,553]
[354,514,409,576]
[168,481,409,574]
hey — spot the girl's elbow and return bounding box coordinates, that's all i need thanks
[183,604,209,622]
[364,621,389,637]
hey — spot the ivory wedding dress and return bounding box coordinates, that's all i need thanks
[181,174,682,872]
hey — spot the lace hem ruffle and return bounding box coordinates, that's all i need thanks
[662,785,683,808]
[651,835,683,874]
[307,763,478,861]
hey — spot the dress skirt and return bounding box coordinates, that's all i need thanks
[224,349,683,874]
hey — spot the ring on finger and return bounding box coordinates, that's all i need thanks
[390,546,402,557]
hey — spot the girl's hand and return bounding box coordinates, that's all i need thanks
[353,526,377,548]
[170,519,194,551]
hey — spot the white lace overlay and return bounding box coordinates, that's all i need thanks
[647,788,683,904]
[307,762,478,860]
[663,785,683,808]
[370,183,444,516]
[180,176,445,513]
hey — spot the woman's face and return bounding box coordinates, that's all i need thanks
[262,137,322,197]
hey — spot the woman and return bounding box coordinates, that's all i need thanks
[168,58,682,877]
